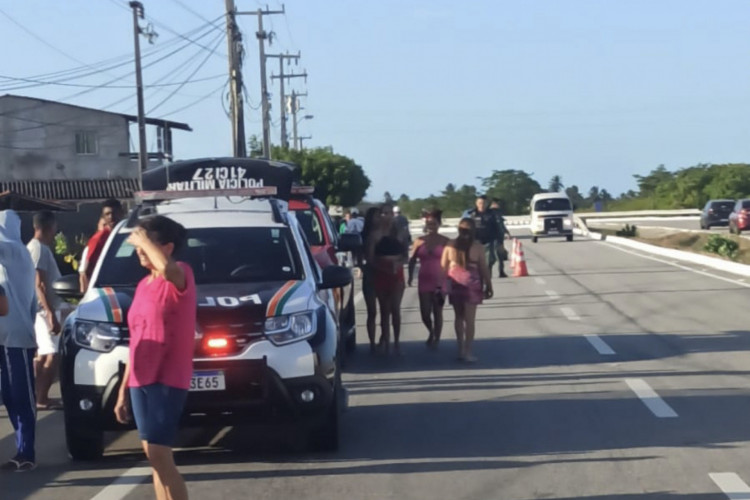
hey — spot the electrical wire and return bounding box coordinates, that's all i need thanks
[162,79,229,118]
[0,73,226,90]
[147,32,225,114]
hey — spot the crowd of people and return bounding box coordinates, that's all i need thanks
[359,196,509,362]
[0,200,125,473]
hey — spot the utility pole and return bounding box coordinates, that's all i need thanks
[289,90,308,150]
[224,0,246,157]
[237,5,285,158]
[129,1,153,186]
[268,52,304,149]
[298,135,312,150]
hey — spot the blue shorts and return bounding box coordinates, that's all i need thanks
[129,383,188,447]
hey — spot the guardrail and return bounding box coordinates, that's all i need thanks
[408,209,701,229]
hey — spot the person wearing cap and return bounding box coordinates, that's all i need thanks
[393,206,411,249]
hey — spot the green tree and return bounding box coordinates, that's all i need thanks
[548,175,564,192]
[481,169,542,215]
[271,145,371,207]
[565,185,586,209]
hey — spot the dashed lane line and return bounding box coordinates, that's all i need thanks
[625,378,678,418]
[535,277,546,285]
[545,290,560,300]
[560,307,580,321]
[710,472,750,499]
[89,467,152,500]
[584,334,616,355]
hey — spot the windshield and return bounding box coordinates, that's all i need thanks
[534,198,572,212]
[292,208,326,246]
[96,227,303,287]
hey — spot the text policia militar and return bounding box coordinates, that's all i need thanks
[166,166,266,191]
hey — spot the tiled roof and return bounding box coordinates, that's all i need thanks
[0,178,140,201]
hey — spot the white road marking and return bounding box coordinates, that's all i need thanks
[354,291,364,305]
[625,378,678,418]
[89,466,151,500]
[584,334,615,355]
[710,472,750,499]
[603,243,750,289]
[535,277,546,285]
[545,290,559,300]
[560,307,580,321]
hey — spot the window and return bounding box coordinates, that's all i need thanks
[75,131,97,155]
[293,209,325,246]
[534,198,572,212]
[96,227,303,287]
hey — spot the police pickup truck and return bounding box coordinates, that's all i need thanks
[142,158,360,359]
[53,165,354,460]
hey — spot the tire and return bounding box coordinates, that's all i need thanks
[532,236,538,243]
[566,235,573,242]
[309,387,340,452]
[65,420,104,461]
[705,224,711,230]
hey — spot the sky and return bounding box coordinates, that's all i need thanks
[2,0,750,201]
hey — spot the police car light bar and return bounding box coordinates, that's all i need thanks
[291,186,315,195]
[135,187,278,203]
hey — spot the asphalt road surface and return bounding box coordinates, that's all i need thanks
[5,228,750,499]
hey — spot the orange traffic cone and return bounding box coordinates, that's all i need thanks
[513,242,529,277]
[510,238,519,270]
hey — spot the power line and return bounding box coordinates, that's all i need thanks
[147,32,225,114]
[0,73,226,90]
[162,79,229,118]
[0,21,221,92]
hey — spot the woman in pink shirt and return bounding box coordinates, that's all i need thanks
[114,216,196,500]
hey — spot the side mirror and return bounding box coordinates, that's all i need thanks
[337,233,362,253]
[320,266,353,290]
[53,274,83,302]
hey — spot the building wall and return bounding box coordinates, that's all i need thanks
[0,96,135,181]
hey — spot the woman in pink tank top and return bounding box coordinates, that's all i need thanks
[408,210,449,349]
[114,215,195,500]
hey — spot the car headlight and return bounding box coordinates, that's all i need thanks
[74,321,125,352]
[264,311,317,346]
[563,218,573,227]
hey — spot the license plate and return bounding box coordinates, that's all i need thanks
[548,229,558,234]
[190,371,225,392]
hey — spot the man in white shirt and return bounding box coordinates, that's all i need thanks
[27,211,63,410]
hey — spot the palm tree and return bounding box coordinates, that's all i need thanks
[548,175,564,192]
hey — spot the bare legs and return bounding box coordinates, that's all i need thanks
[142,441,188,500]
[419,292,444,348]
[452,302,478,362]
[377,284,405,355]
[34,354,59,407]
[364,287,378,353]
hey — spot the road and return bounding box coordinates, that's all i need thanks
[5,228,750,499]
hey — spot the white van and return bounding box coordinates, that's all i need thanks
[530,192,575,243]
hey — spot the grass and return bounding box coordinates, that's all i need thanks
[633,232,750,265]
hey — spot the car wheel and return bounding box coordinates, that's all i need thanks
[566,235,573,242]
[65,418,104,461]
[309,386,340,452]
[532,236,538,243]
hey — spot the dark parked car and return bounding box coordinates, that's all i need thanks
[700,199,735,229]
[729,199,750,235]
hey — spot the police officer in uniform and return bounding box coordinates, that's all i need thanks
[464,195,500,278]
